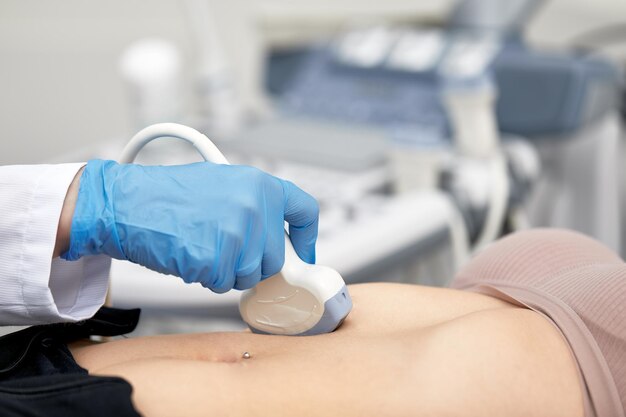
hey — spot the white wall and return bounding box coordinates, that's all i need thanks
[1,0,625,165]
[0,1,191,164]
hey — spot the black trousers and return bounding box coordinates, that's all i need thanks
[0,307,143,417]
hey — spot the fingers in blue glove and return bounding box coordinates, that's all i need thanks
[233,206,265,290]
[282,180,320,264]
[208,228,243,294]
[234,263,262,290]
[261,224,285,279]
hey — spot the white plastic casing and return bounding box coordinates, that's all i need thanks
[239,237,346,335]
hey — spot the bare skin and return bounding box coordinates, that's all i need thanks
[56,171,583,416]
[53,166,83,258]
[70,283,584,417]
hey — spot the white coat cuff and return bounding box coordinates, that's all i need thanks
[0,163,110,324]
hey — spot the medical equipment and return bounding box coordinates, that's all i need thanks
[263,0,622,251]
[268,36,619,142]
[118,123,352,336]
[440,76,510,250]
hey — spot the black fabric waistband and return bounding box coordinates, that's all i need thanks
[0,307,141,379]
[0,307,142,417]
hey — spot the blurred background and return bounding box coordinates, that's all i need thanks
[2,0,625,334]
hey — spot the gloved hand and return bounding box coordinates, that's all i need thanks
[62,159,319,293]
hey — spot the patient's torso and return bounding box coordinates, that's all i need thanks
[70,283,584,417]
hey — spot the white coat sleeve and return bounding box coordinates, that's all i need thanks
[0,163,110,325]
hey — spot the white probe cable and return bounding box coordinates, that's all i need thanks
[472,153,510,251]
[119,123,229,165]
[444,195,471,272]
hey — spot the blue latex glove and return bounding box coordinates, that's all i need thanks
[62,159,319,293]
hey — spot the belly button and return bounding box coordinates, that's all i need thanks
[242,351,251,360]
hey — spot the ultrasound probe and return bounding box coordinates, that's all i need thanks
[119,123,352,336]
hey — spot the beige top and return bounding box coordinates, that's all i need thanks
[451,229,625,417]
